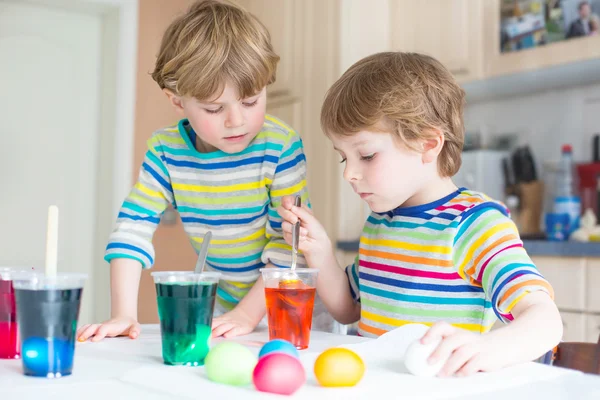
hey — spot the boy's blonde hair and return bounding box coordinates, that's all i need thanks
[151,0,279,101]
[321,52,465,177]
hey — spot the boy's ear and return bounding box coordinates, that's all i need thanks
[422,129,445,164]
[163,89,186,117]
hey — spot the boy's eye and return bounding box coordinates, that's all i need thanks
[243,99,259,107]
[361,154,375,161]
[339,158,347,164]
[205,107,223,114]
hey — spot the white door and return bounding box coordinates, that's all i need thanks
[0,1,102,324]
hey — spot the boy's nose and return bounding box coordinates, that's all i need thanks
[225,106,244,128]
[343,164,361,182]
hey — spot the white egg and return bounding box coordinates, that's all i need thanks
[403,337,446,377]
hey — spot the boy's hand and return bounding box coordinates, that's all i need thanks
[420,322,509,377]
[77,316,141,342]
[211,308,258,338]
[277,195,332,266]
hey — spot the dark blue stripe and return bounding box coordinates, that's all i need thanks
[164,155,278,170]
[106,243,152,262]
[117,213,161,224]
[359,272,484,293]
[181,206,267,225]
[207,261,264,273]
[189,127,197,148]
[395,211,459,222]
[274,153,305,175]
[270,220,282,230]
[142,162,172,193]
[390,188,464,216]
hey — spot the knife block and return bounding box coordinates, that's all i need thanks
[514,180,544,235]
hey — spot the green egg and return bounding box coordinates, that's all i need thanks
[204,341,258,386]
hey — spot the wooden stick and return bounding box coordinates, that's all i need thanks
[45,205,59,277]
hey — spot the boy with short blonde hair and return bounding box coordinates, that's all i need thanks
[79,0,312,341]
[279,52,562,377]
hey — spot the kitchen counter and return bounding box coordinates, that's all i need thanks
[336,240,600,258]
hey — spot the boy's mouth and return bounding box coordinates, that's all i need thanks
[224,133,248,142]
[358,192,373,199]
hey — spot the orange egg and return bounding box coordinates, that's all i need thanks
[313,348,365,387]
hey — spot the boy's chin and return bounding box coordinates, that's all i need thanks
[363,198,395,214]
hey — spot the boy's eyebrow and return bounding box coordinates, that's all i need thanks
[332,140,370,152]
[199,94,261,106]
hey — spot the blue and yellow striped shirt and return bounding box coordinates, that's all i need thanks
[105,115,309,310]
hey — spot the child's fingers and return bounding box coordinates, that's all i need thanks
[91,324,113,342]
[438,344,477,377]
[277,206,299,225]
[223,325,250,339]
[77,324,91,338]
[455,355,483,377]
[282,221,293,234]
[290,205,319,227]
[78,324,99,342]
[421,322,454,344]
[280,195,296,210]
[427,333,470,366]
[212,322,235,338]
[129,322,141,339]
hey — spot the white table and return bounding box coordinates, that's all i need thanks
[2,325,600,400]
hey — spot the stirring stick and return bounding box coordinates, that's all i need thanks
[290,196,302,271]
[194,231,212,274]
[45,205,59,277]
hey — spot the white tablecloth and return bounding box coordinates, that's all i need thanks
[2,325,600,400]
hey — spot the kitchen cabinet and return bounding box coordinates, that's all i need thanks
[533,256,600,343]
[390,0,483,83]
[238,0,341,237]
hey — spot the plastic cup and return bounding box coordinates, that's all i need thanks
[0,267,34,359]
[12,272,87,378]
[151,271,220,366]
[261,268,319,350]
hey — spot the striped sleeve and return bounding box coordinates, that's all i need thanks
[453,205,554,323]
[104,135,174,268]
[345,255,360,302]
[261,130,310,268]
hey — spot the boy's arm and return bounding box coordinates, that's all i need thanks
[315,251,361,325]
[423,206,561,376]
[110,258,143,320]
[278,197,361,324]
[105,135,174,268]
[211,269,268,338]
[78,136,173,341]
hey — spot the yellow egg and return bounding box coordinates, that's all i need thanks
[313,348,365,387]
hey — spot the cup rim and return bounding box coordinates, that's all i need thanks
[151,271,221,284]
[12,272,88,290]
[150,271,221,278]
[0,266,36,280]
[259,267,319,274]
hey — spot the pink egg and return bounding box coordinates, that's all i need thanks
[253,353,305,395]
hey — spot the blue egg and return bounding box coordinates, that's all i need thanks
[259,339,299,359]
[22,337,74,377]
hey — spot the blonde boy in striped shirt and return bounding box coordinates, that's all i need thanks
[279,52,562,377]
[77,0,319,342]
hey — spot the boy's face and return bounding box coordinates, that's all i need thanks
[167,82,267,154]
[331,129,436,213]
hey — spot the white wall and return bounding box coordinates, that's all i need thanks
[465,83,600,172]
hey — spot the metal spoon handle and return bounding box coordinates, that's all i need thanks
[291,196,301,270]
[194,231,212,274]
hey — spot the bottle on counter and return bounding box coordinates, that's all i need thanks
[553,144,581,238]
